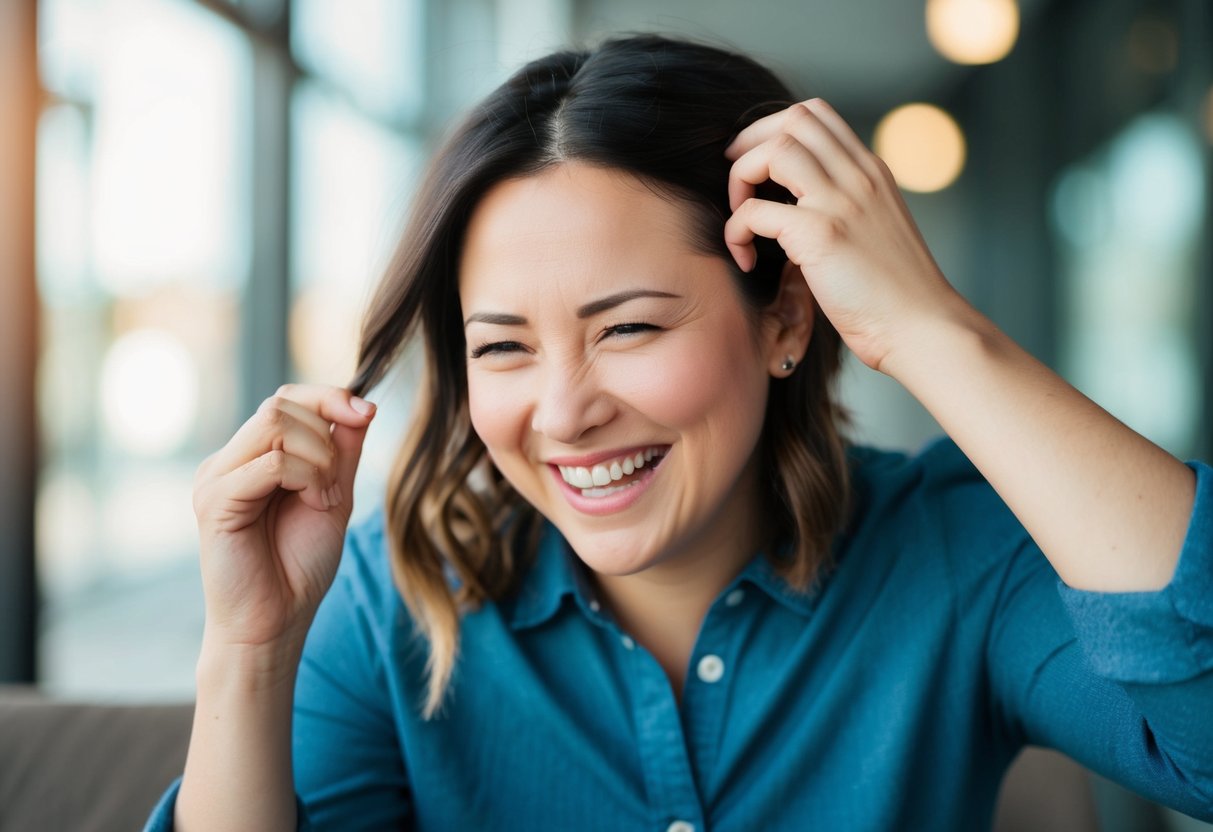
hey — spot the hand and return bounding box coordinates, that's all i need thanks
[191,384,376,653]
[724,98,968,374]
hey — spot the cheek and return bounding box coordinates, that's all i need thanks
[609,325,767,431]
[467,375,525,455]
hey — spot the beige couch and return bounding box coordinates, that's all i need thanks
[0,686,191,831]
[0,684,1182,832]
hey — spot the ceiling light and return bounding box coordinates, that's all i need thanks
[926,0,1020,65]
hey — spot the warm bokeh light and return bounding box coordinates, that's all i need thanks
[100,329,200,456]
[289,283,361,385]
[926,0,1020,65]
[873,103,966,193]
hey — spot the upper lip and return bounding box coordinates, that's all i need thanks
[544,444,670,468]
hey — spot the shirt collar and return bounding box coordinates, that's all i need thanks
[734,549,822,617]
[505,521,835,630]
[505,522,583,630]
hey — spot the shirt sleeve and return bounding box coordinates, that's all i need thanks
[986,459,1213,822]
[141,777,314,830]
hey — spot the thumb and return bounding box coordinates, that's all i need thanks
[331,395,375,492]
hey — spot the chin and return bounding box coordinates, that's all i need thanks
[553,518,676,577]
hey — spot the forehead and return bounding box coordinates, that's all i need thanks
[458,163,706,300]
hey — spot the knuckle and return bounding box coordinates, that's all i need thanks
[260,400,290,428]
[262,449,288,476]
[786,102,814,128]
[872,155,895,182]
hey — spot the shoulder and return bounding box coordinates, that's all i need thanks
[845,436,1032,579]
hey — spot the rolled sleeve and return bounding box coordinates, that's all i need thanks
[1057,460,1213,683]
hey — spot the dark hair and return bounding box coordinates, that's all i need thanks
[349,33,851,716]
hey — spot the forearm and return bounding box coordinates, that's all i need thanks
[175,633,303,832]
[884,296,1196,593]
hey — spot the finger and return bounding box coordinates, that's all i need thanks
[723,198,806,272]
[330,418,371,504]
[271,383,377,429]
[799,98,882,175]
[206,398,336,482]
[725,99,816,160]
[726,98,859,161]
[203,449,334,521]
[729,134,833,213]
[730,102,873,204]
[777,103,876,197]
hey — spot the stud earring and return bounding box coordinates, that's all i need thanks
[780,355,796,372]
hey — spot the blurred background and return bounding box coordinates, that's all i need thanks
[0,0,1209,827]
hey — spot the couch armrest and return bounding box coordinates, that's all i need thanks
[0,686,192,832]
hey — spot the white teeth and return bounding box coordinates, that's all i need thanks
[581,481,640,498]
[561,466,592,488]
[555,447,667,490]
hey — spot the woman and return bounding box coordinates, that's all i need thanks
[148,34,1213,831]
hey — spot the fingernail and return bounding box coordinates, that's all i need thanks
[331,483,342,506]
[320,487,331,510]
[350,395,374,416]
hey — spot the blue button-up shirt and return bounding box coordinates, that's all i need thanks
[146,438,1213,830]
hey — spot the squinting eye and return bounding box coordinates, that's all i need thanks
[469,341,525,359]
[604,322,660,338]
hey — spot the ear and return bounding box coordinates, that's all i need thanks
[761,260,816,378]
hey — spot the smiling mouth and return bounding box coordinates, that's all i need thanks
[554,446,668,498]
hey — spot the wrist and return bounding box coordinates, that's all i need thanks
[876,290,994,383]
[196,629,306,695]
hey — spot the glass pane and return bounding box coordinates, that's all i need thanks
[1050,112,1204,458]
[291,0,425,123]
[35,0,253,699]
[38,0,102,102]
[289,81,421,522]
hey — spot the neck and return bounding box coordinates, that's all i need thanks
[591,458,766,697]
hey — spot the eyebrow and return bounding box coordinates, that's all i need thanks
[463,289,682,328]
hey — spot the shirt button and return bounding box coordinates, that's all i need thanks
[589,599,601,613]
[667,822,695,832]
[697,654,725,683]
[620,635,635,650]
[725,588,745,607]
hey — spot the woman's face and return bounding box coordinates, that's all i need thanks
[459,162,785,576]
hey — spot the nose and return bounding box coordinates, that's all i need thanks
[530,362,614,444]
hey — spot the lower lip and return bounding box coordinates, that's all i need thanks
[549,455,667,516]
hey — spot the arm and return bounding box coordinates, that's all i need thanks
[722,97,1195,592]
[722,97,1213,817]
[176,639,304,832]
[987,503,1213,819]
[884,302,1194,592]
[151,385,375,831]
